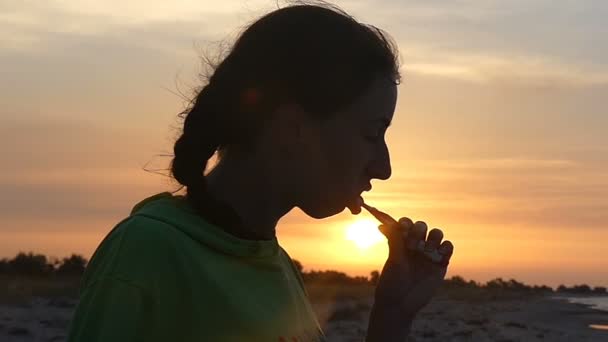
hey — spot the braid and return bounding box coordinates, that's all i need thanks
[171,84,221,201]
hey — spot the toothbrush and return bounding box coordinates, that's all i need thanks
[359,199,443,263]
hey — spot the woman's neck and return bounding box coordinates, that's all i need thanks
[203,156,293,240]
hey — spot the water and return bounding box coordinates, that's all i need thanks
[566,296,608,312]
[564,296,608,332]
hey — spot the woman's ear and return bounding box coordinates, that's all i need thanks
[270,103,320,154]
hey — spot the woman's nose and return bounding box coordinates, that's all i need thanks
[367,142,392,181]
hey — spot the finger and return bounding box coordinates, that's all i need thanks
[398,217,414,239]
[406,221,428,251]
[378,223,406,263]
[412,221,428,240]
[425,228,443,251]
[437,240,454,267]
[420,228,444,263]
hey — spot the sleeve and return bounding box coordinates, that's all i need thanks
[66,276,157,342]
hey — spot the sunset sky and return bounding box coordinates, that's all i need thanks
[1,0,607,287]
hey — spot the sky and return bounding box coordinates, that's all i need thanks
[1,0,607,287]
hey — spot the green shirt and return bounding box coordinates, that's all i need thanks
[67,192,325,341]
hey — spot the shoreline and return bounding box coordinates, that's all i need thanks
[408,295,608,341]
[318,293,608,341]
[550,295,608,332]
[0,293,607,341]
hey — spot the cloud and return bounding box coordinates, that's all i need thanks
[3,0,607,89]
[0,169,171,229]
[0,119,153,170]
[343,0,608,86]
[401,50,608,87]
[0,182,126,222]
[1,5,220,54]
[0,0,275,53]
[0,118,173,227]
[366,157,608,230]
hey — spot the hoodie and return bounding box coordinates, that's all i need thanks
[67,192,325,341]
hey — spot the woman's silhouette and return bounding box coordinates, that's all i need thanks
[67,2,454,341]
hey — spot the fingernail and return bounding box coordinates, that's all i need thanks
[399,219,413,229]
[378,224,386,234]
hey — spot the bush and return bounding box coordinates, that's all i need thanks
[0,252,88,277]
[56,254,88,276]
[8,252,53,276]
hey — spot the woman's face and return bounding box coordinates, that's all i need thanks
[297,76,397,218]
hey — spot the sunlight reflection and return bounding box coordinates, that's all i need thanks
[589,324,608,331]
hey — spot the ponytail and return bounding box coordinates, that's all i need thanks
[171,84,221,204]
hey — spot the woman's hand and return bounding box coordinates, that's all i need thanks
[366,218,454,341]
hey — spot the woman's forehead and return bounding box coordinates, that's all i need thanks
[339,78,397,124]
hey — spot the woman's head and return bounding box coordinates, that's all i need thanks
[171,1,401,218]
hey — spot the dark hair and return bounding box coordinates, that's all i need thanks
[171,1,401,211]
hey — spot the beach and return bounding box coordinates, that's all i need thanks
[2,293,607,341]
[314,293,608,341]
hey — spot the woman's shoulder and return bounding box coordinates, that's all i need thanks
[93,212,180,254]
[82,214,186,287]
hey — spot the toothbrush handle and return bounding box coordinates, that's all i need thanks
[361,204,398,226]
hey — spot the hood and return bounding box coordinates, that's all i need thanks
[129,192,280,258]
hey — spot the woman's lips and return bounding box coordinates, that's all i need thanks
[346,195,364,215]
[346,183,371,215]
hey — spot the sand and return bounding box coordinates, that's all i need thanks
[0,297,75,342]
[1,295,607,341]
[316,295,608,341]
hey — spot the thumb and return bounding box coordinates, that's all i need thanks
[379,223,407,264]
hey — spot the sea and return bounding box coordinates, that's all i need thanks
[565,296,608,312]
[563,296,608,331]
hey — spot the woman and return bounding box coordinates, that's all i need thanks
[67,2,454,341]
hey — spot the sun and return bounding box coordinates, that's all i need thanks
[345,218,385,249]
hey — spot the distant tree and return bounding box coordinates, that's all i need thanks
[506,278,530,291]
[303,270,367,285]
[486,278,508,290]
[0,258,8,273]
[9,252,53,275]
[369,270,380,286]
[48,256,61,270]
[292,259,304,274]
[56,254,88,276]
[532,285,554,293]
[447,275,468,287]
[352,276,367,284]
[593,286,607,295]
[557,284,567,292]
[573,284,592,293]
[467,279,480,288]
